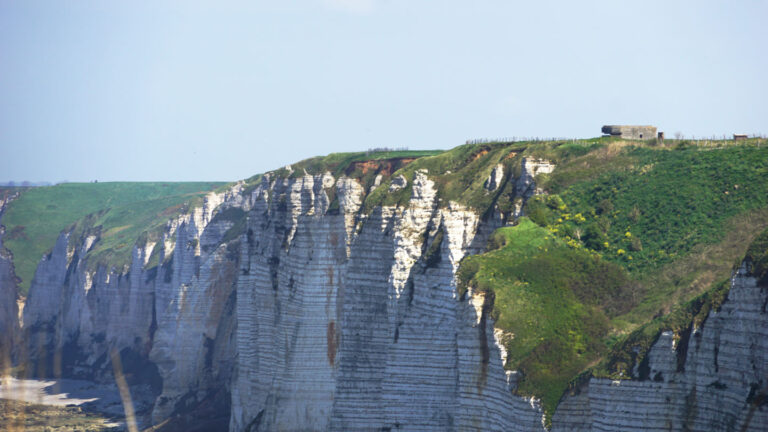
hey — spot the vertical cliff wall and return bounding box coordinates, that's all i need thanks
[552,263,768,431]
[229,169,546,431]
[20,186,245,427]
[18,158,553,431]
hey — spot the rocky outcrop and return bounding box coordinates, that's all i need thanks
[552,263,768,431]
[0,194,20,374]
[513,158,555,218]
[485,164,504,191]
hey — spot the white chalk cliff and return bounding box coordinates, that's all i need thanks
[10,155,768,431]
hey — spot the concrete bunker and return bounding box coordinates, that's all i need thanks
[602,125,657,140]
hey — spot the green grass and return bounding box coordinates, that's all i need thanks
[457,218,633,420]
[2,182,225,294]
[452,139,768,421]
[554,145,768,272]
[259,149,445,185]
[588,222,768,381]
[240,149,445,208]
[286,150,445,176]
[611,209,768,331]
[524,143,768,326]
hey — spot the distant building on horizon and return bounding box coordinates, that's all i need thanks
[601,125,657,140]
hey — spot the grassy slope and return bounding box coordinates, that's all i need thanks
[530,143,768,328]
[457,218,632,416]
[593,224,768,381]
[2,182,225,294]
[452,138,768,421]
[287,150,445,176]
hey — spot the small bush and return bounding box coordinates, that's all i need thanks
[583,224,608,250]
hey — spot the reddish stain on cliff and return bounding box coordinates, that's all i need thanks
[345,158,417,177]
[471,148,490,162]
[329,232,339,248]
[327,321,338,365]
[325,266,335,315]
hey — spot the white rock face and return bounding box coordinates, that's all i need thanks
[514,158,554,218]
[390,174,408,192]
[552,264,768,431]
[21,186,242,428]
[229,170,547,431]
[485,163,505,192]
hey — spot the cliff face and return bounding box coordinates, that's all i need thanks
[13,152,768,431]
[21,186,245,427]
[552,264,768,431]
[0,195,20,373]
[229,169,547,431]
[17,159,552,431]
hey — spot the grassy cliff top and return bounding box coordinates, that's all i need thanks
[250,149,445,181]
[1,182,225,295]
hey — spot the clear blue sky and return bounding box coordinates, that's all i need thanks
[2,0,766,182]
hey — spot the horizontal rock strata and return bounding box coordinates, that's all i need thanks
[229,169,547,431]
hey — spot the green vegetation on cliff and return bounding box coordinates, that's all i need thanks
[362,141,528,213]
[457,218,633,416]
[593,225,768,383]
[2,182,224,294]
[282,149,444,177]
[453,138,768,421]
[525,143,768,326]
